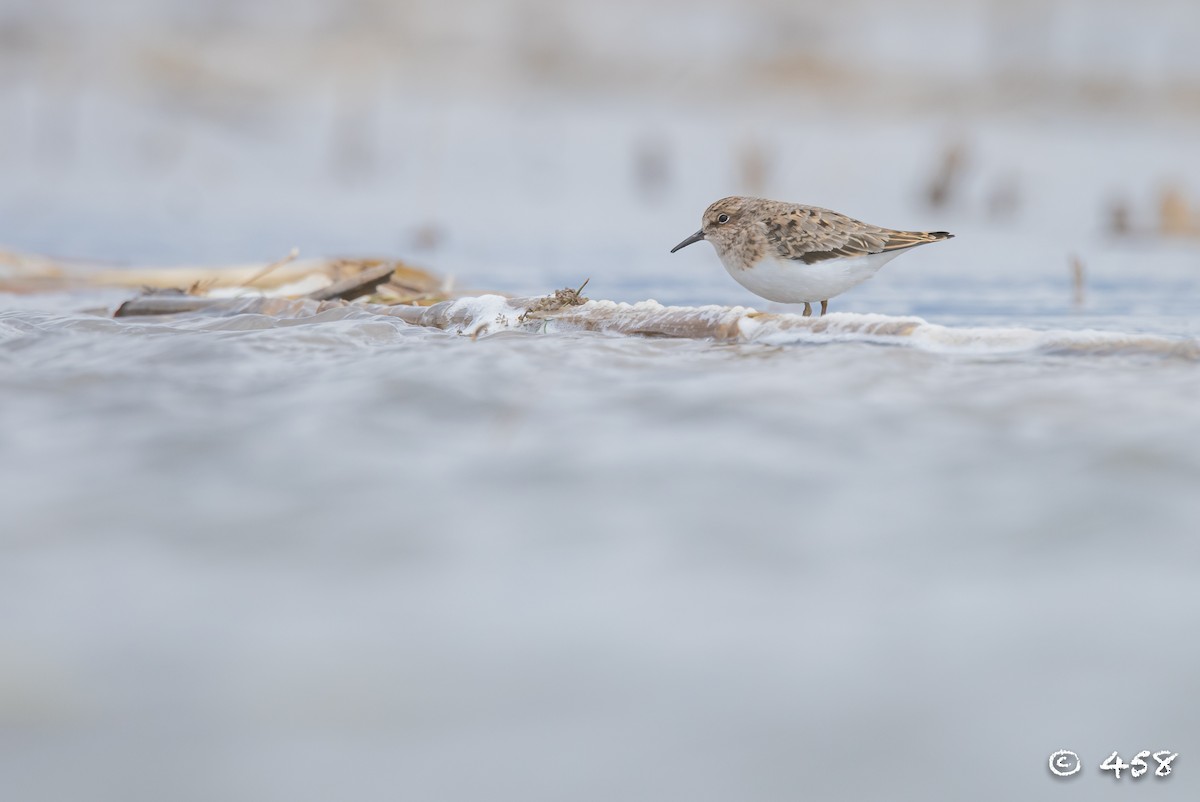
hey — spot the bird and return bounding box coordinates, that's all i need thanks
[670,196,952,316]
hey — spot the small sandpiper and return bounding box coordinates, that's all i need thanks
[670,196,953,316]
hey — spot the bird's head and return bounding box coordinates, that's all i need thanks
[670,196,753,255]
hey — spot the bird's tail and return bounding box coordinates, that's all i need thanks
[881,229,954,252]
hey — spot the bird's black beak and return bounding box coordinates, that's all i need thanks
[670,230,705,253]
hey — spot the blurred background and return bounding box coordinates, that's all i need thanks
[2,0,1199,312]
[2,2,1200,801]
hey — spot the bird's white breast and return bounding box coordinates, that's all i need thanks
[718,251,903,304]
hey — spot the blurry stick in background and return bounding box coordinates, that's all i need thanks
[738,139,771,196]
[925,141,967,209]
[1158,185,1197,238]
[633,136,672,202]
[633,135,672,204]
[986,172,1020,221]
[1106,196,1132,236]
[1105,186,1200,239]
[1070,254,1086,308]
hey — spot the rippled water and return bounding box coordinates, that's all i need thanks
[3,285,1199,801]
[4,1,1200,794]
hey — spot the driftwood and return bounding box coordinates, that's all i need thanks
[305,262,397,301]
[113,293,224,317]
[0,248,448,301]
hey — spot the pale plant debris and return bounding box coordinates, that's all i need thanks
[237,247,300,289]
[520,278,590,318]
[0,247,461,300]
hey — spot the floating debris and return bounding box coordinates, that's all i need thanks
[108,288,1200,360]
[520,278,589,316]
[11,247,1197,359]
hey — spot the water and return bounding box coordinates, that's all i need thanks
[4,1,1200,799]
[3,287,1199,800]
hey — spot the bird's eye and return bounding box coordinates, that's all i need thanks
[717,213,730,224]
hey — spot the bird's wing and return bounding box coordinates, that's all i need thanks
[766,206,952,265]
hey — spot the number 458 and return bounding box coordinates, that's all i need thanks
[1100,750,1178,779]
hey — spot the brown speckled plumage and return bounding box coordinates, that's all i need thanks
[694,196,952,267]
[670,196,953,314]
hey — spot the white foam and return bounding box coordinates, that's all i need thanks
[744,311,1199,358]
[525,300,1200,359]
[446,294,527,337]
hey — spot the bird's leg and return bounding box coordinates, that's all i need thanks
[802,302,812,317]
[820,300,829,316]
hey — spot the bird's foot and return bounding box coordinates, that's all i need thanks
[820,300,829,316]
[802,302,812,317]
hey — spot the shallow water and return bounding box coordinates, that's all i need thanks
[4,0,1200,796]
[2,289,1199,801]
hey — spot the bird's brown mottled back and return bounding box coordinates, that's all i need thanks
[671,195,952,315]
[702,196,953,267]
